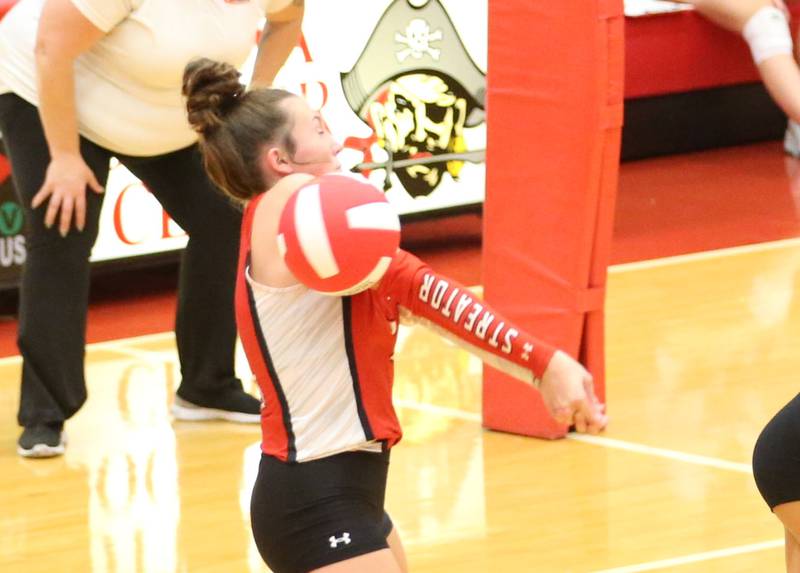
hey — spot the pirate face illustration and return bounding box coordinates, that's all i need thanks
[367,73,474,195]
[341,0,486,198]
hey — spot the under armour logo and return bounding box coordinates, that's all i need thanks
[329,532,352,548]
[521,342,534,361]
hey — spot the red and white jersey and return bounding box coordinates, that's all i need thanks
[236,195,555,463]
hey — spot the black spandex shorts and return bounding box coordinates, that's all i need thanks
[753,393,800,510]
[250,449,394,573]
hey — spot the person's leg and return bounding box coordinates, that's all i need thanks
[0,93,111,456]
[118,145,259,421]
[789,527,800,573]
[386,527,408,573]
[673,0,773,32]
[675,0,800,123]
[758,58,800,124]
[773,505,800,572]
[310,548,402,573]
[753,393,800,571]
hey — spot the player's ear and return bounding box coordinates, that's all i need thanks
[262,146,293,176]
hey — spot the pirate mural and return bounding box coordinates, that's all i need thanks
[341,0,486,198]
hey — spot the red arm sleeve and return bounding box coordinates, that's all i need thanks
[376,250,556,386]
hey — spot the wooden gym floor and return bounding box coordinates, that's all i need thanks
[1,141,798,572]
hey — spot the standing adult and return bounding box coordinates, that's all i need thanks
[0,0,305,458]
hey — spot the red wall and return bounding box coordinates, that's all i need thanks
[626,6,800,98]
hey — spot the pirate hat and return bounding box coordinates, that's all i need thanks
[341,0,486,126]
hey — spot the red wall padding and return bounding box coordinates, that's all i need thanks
[482,0,624,438]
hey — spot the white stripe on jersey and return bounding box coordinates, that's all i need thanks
[245,268,374,461]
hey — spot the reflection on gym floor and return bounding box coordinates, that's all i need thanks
[2,235,798,571]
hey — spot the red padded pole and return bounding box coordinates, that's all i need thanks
[482,0,624,438]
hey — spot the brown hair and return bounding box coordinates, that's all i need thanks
[182,58,297,201]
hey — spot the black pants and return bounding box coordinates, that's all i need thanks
[0,93,243,427]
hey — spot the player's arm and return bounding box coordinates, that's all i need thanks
[379,250,553,384]
[378,250,607,433]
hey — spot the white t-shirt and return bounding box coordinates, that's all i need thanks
[0,0,272,156]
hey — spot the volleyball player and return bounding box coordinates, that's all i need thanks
[182,57,608,573]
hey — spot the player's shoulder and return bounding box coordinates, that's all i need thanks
[269,173,316,198]
[254,173,315,218]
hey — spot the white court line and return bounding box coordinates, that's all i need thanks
[608,236,800,273]
[567,434,751,473]
[394,401,752,473]
[0,353,21,366]
[100,345,177,363]
[394,399,481,422]
[591,539,783,573]
[87,330,174,351]
[0,331,175,366]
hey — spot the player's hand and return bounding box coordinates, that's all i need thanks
[538,350,608,434]
[32,153,104,236]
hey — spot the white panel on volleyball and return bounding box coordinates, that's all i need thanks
[293,184,340,279]
[345,202,401,232]
[362,256,393,285]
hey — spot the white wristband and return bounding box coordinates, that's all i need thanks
[743,6,794,65]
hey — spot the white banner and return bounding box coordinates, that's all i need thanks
[89,0,488,262]
[91,159,188,262]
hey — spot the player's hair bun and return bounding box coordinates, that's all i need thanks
[182,58,246,136]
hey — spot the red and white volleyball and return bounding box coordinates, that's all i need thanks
[277,173,401,295]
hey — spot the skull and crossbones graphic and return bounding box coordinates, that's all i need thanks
[395,18,443,62]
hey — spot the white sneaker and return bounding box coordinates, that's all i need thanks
[785,120,800,157]
[17,424,67,458]
[171,394,261,424]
